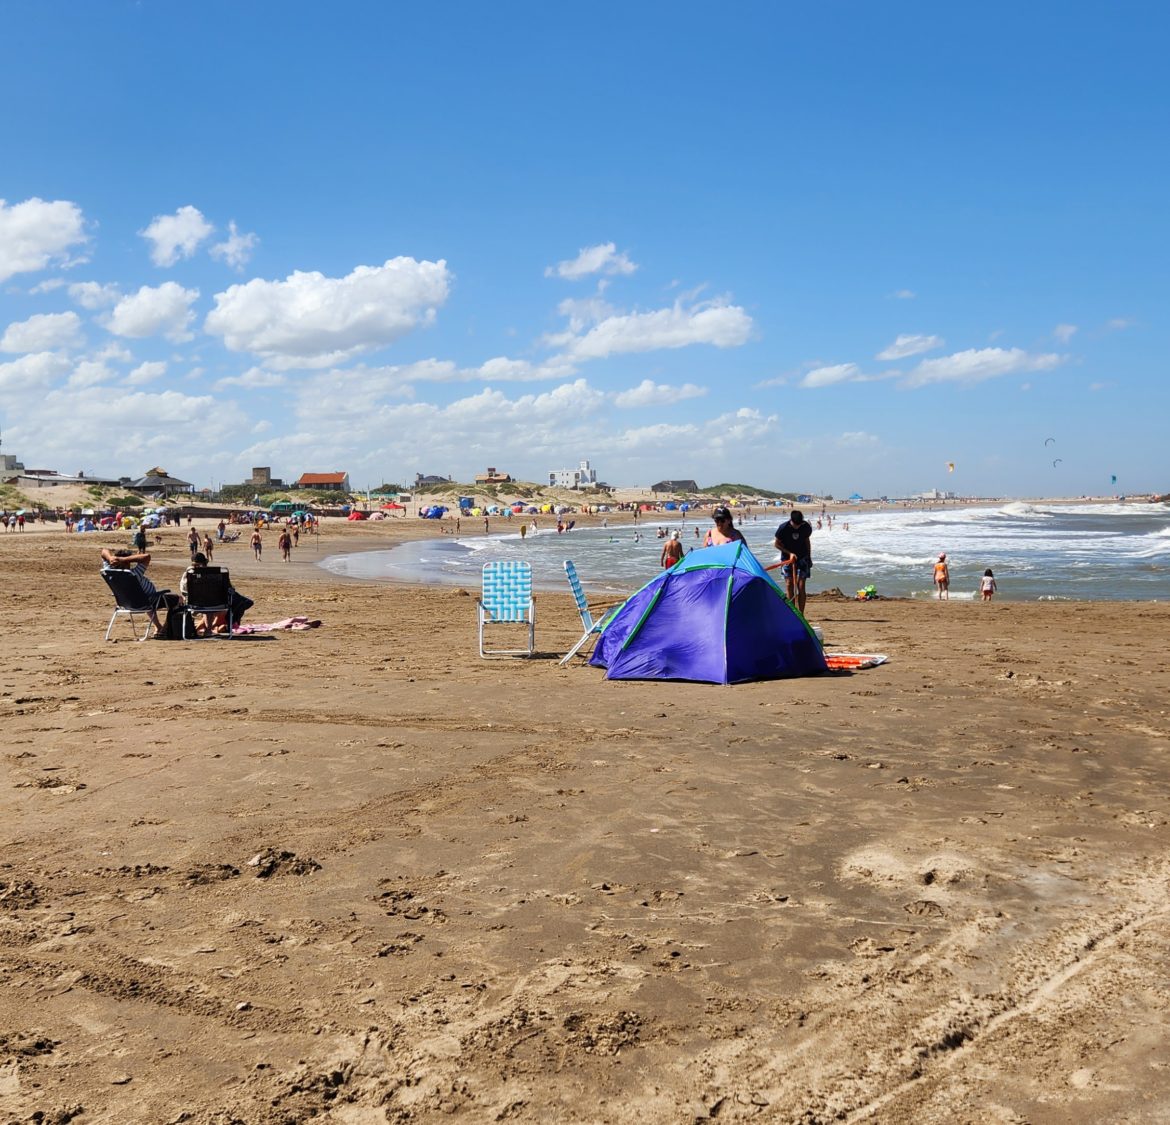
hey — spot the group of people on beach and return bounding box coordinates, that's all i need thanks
[101,541,254,639]
[656,507,815,614]
[932,554,997,601]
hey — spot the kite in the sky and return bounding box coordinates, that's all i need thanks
[946,462,955,473]
[1052,458,1063,468]
[1044,437,1055,446]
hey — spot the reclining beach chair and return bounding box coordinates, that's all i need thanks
[559,560,617,665]
[477,560,535,657]
[101,568,171,642]
[182,566,234,639]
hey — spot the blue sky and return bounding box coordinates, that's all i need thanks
[1,1,1166,497]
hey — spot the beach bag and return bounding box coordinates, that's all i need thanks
[159,607,197,640]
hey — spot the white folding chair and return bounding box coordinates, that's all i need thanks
[559,560,616,665]
[477,561,535,657]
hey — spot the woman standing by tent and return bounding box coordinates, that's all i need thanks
[705,507,745,546]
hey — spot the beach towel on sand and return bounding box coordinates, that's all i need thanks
[232,616,322,634]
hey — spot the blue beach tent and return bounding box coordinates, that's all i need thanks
[590,542,827,683]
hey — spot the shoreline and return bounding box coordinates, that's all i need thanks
[11,492,1166,600]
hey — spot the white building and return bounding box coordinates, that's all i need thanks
[548,459,599,490]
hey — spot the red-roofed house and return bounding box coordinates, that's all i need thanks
[296,471,351,492]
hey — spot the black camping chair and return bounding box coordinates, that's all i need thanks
[102,568,171,642]
[183,566,234,639]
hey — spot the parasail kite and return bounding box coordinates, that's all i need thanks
[1044,437,1055,446]
[1052,458,1062,468]
[946,462,955,473]
[1111,474,1118,485]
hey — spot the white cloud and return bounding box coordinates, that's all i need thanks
[140,205,214,267]
[1053,323,1077,343]
[95,341,134,363]
[612,378,707,408]
[126,361,167,386]
[107,281,199,342]
[213,366,287,390]
[0,197,88,282]
[903,347,1063,388]
[890,289,916,300]
[564,299,752,360]
[554,293,616,334]
[546,242,637,280]
[68,281,122,309]
[19,385,220,471]
[836,430,879,448]
[29,278,66,294]
[601,421,700,449]
[204,258,451,368]
[474,356,576,383]
[705,407,778,447]
[0,351,72,393]
[800,362,863,389]
[1088,381,1111,392]
[876,333,943,361]
[210,221,259,270]
[67,359,117,389]
[1,311,84,353]
[1106,317,1135,331]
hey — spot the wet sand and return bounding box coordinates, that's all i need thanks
[2,519,1169,1123]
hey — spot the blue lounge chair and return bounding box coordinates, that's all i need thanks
[559,560,616,665]
[477,560,536,657]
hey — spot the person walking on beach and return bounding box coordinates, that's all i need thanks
[278,527,292,562]
[187,526,200,559]
[202,532,214,563]
[661,531,684,568]
[933,554,950,600]
[774,509,813,614]
[980,568,997,602]
[251,527,263,560]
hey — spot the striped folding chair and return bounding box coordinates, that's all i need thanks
[477,560,536,657]
[559,560,617,665]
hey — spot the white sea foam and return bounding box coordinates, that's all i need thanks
[321,501,1170,601]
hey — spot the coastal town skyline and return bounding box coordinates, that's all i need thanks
[2,2,1167,498]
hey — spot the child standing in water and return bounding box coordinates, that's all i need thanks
[980,568,998,601]
[933,553,950,600]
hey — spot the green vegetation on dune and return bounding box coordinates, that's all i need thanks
[701,483,800,501]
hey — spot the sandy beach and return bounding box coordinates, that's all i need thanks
[3,517,1170,1123]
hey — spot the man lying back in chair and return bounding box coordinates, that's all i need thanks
[100,547,184,639]
[180,552,255,636]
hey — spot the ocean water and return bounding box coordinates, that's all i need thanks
[319,502,1170,602]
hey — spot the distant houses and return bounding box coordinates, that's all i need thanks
[474,467,512,485]
[129,467,194,496]
[296,471,350,492]
[414,472,452,488]
[651,479,699,494]
[548,459,599,490]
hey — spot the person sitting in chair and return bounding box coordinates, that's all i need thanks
[180,552,254,636]
[100,547,183,639]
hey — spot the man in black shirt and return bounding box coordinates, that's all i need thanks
[774,509,813,613]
